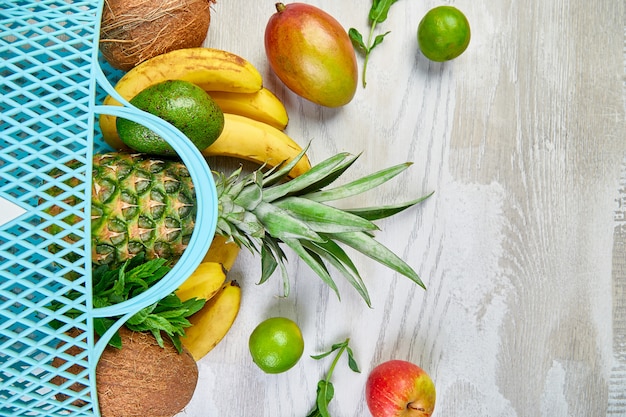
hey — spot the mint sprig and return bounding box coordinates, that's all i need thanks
[123,293,205,353]
[306,338,360,417]
[50,254,205,353]
[349,0,399,88]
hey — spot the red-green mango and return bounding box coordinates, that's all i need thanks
[264,2,358,108]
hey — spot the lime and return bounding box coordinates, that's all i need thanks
[248,317,304,374]
[417,6,471,62]
[117,79,224,156]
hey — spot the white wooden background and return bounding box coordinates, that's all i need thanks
[178,0,626,416]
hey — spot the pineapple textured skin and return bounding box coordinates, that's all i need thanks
[91,153,196,267]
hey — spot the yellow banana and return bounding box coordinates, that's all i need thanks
[203,234,241,272]
[175,262,227,303]
[208,88,289,131]
[182,280,241,361]
[203,113,311,178]
[99,47,263,150]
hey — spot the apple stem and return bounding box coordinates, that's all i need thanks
[275,3,286,13]
[407,402,426,412]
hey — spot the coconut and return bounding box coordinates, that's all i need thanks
[96,326,199,417]
[51,327,198,416]
[100,0,215,71]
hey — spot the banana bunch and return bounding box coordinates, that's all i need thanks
[98,48,313,361]
[175,236,242,361]
[99,47,310,177]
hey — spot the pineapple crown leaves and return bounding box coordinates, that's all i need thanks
[214,145,434,307]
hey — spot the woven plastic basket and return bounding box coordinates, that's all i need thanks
[0,1,218,416]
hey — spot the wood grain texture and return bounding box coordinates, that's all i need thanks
[177,0,626,416]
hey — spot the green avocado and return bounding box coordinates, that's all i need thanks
[117,80,225,156]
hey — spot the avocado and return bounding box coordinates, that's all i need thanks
[117,79,224,156]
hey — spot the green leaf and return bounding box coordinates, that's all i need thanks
[111,265,127,296]
[154,293,183,309]
[126,302,157,326]
[274,196,379,234]
[346,191,434,221]
[261,153,358,202]
[277,254,291,298]
[330,341,349,351]
[303,162,412,202]
[258,236,292,297]
[254,201,324,242]
[136,315,176,335]
[329,231,426,289]
[229,210,266,240]
[92,264,114,296]
[259,242,279,285]
[91,297,110,309]
[94,318,120,348]
[310,340,346,360]
[127,258,169,287]
[310,350,334,360]
[346,201,420,221]
[156,307,193,320]
[348,28,368,52]
[346,347,361,373]
[369,0,398,23]
[296,154,361,196]
[54,256,204,352]
[182,297,206,317]
[316,380,334,417]
[170,334,183,353]
[372,31,391,49]
[233,178,263,211]
[301,240,371,307]
[150,328,166,349]
[282,238,340,301]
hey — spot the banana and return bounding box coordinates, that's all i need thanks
[175,261,227,303]
[99,47,263,149]
[203,234,241,272]
[208,88,289,131]
[203,113,311,178]
[182,280,242,361]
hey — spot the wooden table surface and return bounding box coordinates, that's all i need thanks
[178,1,626,416]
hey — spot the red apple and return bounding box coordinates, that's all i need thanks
[365,360,436,417]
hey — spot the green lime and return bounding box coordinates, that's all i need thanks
[417,6,471,62]
[117,79,224,156]
[248,317,304,374]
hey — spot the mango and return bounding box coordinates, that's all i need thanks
[264,3,358,107]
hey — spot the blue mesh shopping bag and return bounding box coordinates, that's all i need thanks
[0,1,218,416]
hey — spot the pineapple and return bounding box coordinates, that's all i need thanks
[80,149,432,305]
[90,153,196,266]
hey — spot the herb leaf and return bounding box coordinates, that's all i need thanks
[372,32,391,49]
[306,338,360,417]
[49,254,205,353]
[348,28,367,53]
[125,294,206,351]
[346,347,360,373]
[350,0,400,87]
[369,0,398,22]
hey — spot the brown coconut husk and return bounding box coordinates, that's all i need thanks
[51,326,199,417]
[100,0,215,71]
[50,328,90,408]
[96,326,199,417]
